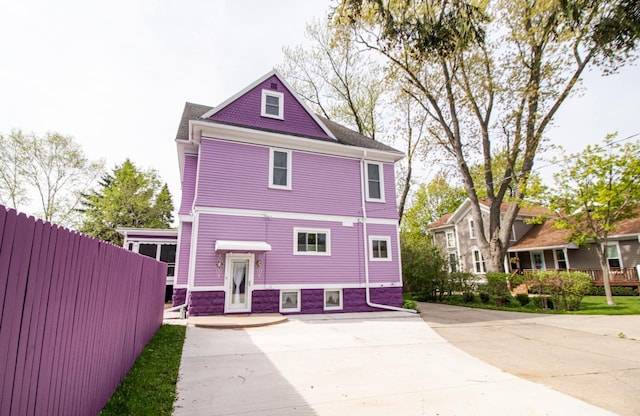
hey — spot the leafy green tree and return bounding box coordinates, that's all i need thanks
[279,17,384,139]
[0,130,29,209]
[0,130,104,227]
[280,19,430,223]
[550,135,640,306]
[336,0,640,272]
[401,231,448,301]
[402,173,466,234]
[79,159,175,245]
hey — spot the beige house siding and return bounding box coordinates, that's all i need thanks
[568,246,601,269]
[511,219,534,243]
[619,239,640,268]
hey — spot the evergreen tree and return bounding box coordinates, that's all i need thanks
[79,159,175,245]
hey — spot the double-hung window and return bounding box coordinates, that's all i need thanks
[472,249,486,274]
[607,243,622,269]
[469,218,476,239]
[269,148,291,190]
[261,90,284,119]
[369,236,391,261]
[446,231,455,248]
[294,228,330,255]
[555,249,567,270]
[366,162,385,202]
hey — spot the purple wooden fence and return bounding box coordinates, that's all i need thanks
[0,205,167,415]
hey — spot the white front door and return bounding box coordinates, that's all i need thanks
[225,254,253,313]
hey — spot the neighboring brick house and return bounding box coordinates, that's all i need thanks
[429,199,640,289]
[171,70,405,315]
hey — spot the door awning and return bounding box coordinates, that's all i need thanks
[214,240,272,252]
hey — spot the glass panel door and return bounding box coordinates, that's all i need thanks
[226,256,252,312]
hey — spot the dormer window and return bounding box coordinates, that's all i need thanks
[261,90,284,120]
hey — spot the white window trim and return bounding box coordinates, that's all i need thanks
[269,148,292,190]
[446,231,455,248]
[448,252,458,273]
[553,249,569,269]
[468,218,476,239]
[279,289,301,313]
[472,248,486,274]
[261,89,284,120]
[293,227,331,256]
[365,161,385,202]
[605,241,623,268]
[324,289,343,311]
[369,235,392,261]
[530,251,546,270]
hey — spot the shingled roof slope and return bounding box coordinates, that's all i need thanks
[174,102,402,154]
[175,102,213,141]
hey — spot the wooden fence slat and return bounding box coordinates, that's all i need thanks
[0,209,17,327]
[11,219,44,415]
[0,213,35,416]
[25,222,58,416]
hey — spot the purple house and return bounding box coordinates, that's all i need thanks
[172,70,405,316]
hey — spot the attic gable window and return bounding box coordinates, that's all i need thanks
[261,89,284,120]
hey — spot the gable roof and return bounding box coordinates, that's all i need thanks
[200,70,337,141]
[175,103,402,155]
[508,215,640,252]
[428,198,551,230]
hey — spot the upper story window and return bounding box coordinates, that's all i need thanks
[294,228,331,255]
[269,148,291,190]
[468,218,476,239]
[366,162,385,202]
[369,236,392,261]
[446,231,455,248]
[261,90,284,120]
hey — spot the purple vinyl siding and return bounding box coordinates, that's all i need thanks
[194,139,399,217]
[209,75,332,140]
[364,163,400,220]
[175,222,192,286]
[179,154,197,215]
[193,213,401,287]
[366,223,401,280]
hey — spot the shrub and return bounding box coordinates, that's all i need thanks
[479,292,491,303]
[516,293,530,306]
[462,292,475,303]
[403,299,417,310]
[485,273,511,306]
[588,286,638,296]
[401,232,449,301]
[508,272,527,290]
[449,272,477,297]
[527,271,592,311]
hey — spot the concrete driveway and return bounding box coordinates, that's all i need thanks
[174,311,618,415]
[418,302,640,416]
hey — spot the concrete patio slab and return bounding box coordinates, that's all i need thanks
[173,311,616,415]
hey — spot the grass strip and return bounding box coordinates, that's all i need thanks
[427,295,640,315]
[101,324,186,416]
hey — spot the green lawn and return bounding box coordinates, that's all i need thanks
[566,296,640,315]
[428,295,640,315]
[100,324,186,416]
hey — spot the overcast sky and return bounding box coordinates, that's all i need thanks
[1,0,639,219]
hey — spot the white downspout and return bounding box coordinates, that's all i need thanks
[360,154,416,314]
